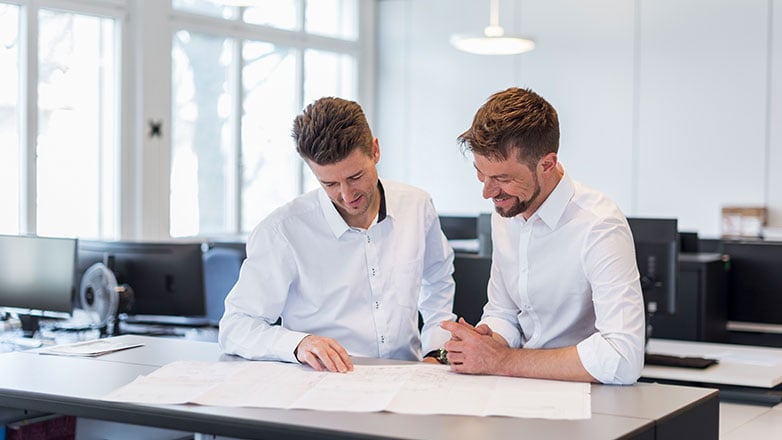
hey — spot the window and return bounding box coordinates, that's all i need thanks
[0,4,20,234]
[170,0,361,237]
[0,1,121,239]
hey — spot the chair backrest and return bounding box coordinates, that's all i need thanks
[202,246,245,324]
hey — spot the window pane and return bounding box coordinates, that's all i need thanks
[240,41,298,232]
[0,4,20,234]
[37,10,119,239]
[173,0,237,19]
[303,49,357,104]
[305,0,358,40]
[302,49,357,191]
[243,0,299,30]
[171,31,235,237]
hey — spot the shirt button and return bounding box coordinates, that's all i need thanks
[371,267,376,277]
[367,236,371,243]
[375,301,380,310]
[380,336,385,343]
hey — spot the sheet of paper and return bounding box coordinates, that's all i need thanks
[103,360,591,419]
[39,339,143,357]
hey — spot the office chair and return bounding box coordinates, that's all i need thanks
[202,247,245,324]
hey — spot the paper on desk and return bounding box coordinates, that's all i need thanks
[39,339,143,357]
[104,361,591,419]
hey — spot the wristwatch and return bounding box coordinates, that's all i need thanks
[425,348,449,365]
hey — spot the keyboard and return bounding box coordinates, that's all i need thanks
[645,353,718,369]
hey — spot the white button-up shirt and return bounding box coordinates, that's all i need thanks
[480,170,645,384]
[219,179,456,364]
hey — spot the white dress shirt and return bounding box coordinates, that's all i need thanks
[480,170,645,385]
[219,179,456,364]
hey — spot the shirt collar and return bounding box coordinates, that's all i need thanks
[318,179,387,238]
[529,167,574,230]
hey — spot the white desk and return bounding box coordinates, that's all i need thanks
[644,338,782,388]
[0,335,719,439]
[643,338,782,405]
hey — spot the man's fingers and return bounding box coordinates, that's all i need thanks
[316,344,352,373]
[296,336,353,373]
[330,342,354,372]
[457,317,473,327]
[443,339,463,353]
[311,346,340,372]
[441,320,476,340]
[474,324,493,336]
[301,351,324,371]
[445,350,462,364]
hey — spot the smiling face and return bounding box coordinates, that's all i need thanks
[306,139,381,229]
[474,152,554,219]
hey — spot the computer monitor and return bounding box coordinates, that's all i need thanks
[722,240,782,325]
[477,213,492,257]
[77,240,207,324]
[0,234,77,336]
[626,218,679,316]
[679,231,699,253]
[452,254,492,325]
[438,216,478,240]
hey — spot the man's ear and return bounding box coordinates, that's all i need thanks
[372,137,380,164]
[539,152,558,173]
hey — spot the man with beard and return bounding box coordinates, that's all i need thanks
[219,97,456,372]
[441,88,645,385]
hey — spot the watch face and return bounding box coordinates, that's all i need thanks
[437,349,449,364]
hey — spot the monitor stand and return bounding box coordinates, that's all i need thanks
[18,315,40,338]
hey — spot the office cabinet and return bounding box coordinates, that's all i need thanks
[650,253,728,342]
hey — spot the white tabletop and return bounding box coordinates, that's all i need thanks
[643,338,782,388]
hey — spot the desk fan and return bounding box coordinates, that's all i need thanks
[80,263,120,332]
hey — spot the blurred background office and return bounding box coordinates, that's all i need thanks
[2,0,781,242]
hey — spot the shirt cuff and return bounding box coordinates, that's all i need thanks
[576,333,621,384]
[421,324,453,356]
[479,316,521,348]
[273,329,310,364]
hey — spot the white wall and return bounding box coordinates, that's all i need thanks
[375,0,781,238]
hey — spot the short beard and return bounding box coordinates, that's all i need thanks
[495,175,541,218]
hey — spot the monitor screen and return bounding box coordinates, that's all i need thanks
[438,216,478,240]
[0,234,77,319]
[626,218,679,316]
[722,240,782,325]
[77,240,207,321]
[452,254,491,326]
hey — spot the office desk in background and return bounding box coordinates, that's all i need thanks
[0,335,718,439]
[643,338,782,405]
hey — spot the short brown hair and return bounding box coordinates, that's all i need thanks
[458,87,559,167]
[292,97,373,165]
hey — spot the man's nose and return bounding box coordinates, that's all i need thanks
[482,180,497,199]
[340,183,353,201]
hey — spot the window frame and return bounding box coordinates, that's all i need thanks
[7,0,126,237]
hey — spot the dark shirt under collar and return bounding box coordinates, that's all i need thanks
[377,180,387,223]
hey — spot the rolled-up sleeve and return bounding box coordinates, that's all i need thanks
[578,218,645,384]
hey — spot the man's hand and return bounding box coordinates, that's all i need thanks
[448,317,492,340]
[441,319,509,375]
[295,335,353,373]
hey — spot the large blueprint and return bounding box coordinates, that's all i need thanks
[103,360,591,419]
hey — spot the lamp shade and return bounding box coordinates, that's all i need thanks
[450,34,535,55]
[451,0,535,56]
